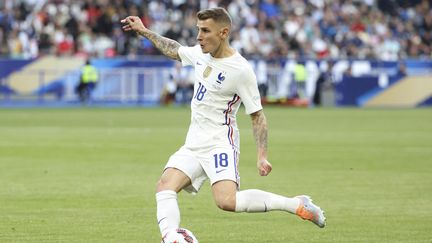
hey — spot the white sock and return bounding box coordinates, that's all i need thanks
[156,190,180,236]
[235,189,300,214]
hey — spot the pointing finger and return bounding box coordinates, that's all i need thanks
[121,17,133,24]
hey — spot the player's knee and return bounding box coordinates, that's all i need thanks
[155,170,189,193]
[215,196,236,212]
[156,175,172,192]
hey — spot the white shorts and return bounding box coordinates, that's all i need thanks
[164,146,240,193]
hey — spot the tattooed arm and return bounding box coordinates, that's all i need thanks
[250,109,272,176]
[121,16,181,61]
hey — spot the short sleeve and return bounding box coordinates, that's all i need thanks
[178,45,200,67]
[236,66,263,114]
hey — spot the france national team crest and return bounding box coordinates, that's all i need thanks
[216,72,226,84]
[203,66,212,78]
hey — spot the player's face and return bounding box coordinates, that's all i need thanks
[196,19,227,54]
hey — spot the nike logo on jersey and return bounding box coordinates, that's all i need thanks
[216,169,227,174]
[196,61,202,65]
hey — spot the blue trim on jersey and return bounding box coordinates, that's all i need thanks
[223,94,239,125]
[223,94,240,146]
[233,150,239,185]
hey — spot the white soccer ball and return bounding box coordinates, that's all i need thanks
[161,228,199,243]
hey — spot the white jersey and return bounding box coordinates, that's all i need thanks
[178,45,262,151]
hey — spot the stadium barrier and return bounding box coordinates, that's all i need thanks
[0,57,431,107]
[0,68,171,106]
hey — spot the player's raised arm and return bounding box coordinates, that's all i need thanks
[120,16,181,61]
[250,109,272,176]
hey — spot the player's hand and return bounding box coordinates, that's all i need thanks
[121,16,146,33]
[257,159,272,176]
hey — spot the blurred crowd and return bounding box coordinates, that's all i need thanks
[0,0,431,60]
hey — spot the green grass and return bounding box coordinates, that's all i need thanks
[0,107,431,242]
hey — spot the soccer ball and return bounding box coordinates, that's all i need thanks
[161,228,199,243]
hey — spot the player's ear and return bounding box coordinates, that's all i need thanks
[219,27,230,40]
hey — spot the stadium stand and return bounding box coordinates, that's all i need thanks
[0,0,431,60]
[0,0,431,107]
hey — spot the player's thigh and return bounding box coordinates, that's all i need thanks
[159,147,207,193]
[157,167,191,193]
[203,147,240,187]
[211,180,237,211]
[206,147,240,211]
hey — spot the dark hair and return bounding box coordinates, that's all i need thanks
[197,7,232,27]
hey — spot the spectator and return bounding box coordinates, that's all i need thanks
[0,0,431,60]
[75,58,98,104]
[294,59,307,98]
[313,61,333,106]
[172,62,194,105]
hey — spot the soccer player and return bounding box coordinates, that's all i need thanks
[121,7,326,238]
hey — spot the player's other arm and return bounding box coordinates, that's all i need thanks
[250,109,272,176]
[121,16,181,61]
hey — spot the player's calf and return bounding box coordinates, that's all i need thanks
[212,180,237,212]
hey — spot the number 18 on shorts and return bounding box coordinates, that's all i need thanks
[165,146,240,192]
[207,147,239,186]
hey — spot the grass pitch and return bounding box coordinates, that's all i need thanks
[0,107,431,242]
